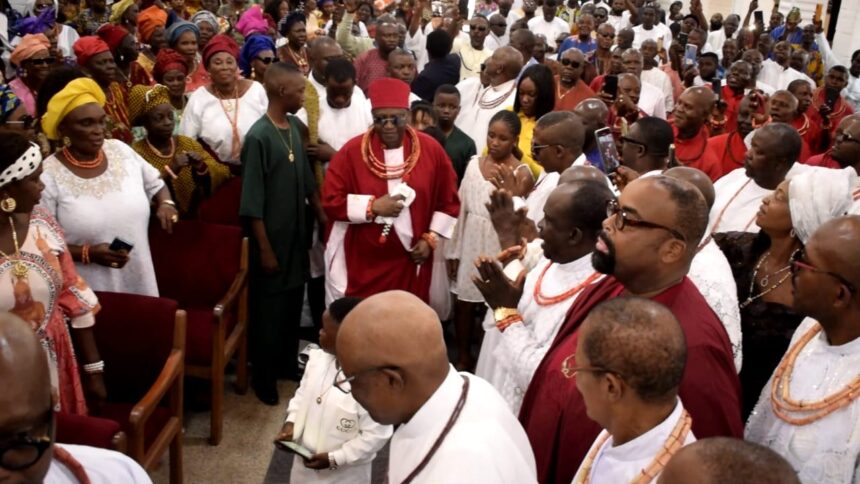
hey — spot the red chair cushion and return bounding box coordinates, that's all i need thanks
[93,292,179,404]
[148,220,243,310]
[95,404,173,450]
[198,176,242,227]
[55,412,122,450]
[184,307,237,366]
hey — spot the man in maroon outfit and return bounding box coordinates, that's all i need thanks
[322,78,460,304]
[518,176,742,484]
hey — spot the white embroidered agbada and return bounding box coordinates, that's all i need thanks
[689,239,743,372]
[455,78,517,155]
[296,93,373,152]
[758,59,815,91]
[706,164,812,235]
[388,366,538,484]
[571,399,697,484]
[745,318,860,484]
[286,349,392,483]
[475,253,600,413]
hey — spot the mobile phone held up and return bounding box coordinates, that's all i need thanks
[594,127,620,174]
[603,75,618,100]
[275,440,313,460]
[683,44,698,69]
[754,10,764,25]
[109,237,134,253]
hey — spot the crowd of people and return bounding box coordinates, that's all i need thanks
[0,0,859,481]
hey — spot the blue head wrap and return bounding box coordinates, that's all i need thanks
[166,20,200,47]
[239,34,276,78]
[14,7,55,36]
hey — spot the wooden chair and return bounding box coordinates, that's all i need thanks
[148,220,249,445]
[91,291,185,484]
[55,412,127,453]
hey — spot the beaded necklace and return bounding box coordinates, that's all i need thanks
[62,147,105,169]
[145,137,176,159]
[360,127,422,181]
[770,323,860,425]
[215,84,242,160]
[577,409,692,484]
[533,267,600,306]
[476,81,517,109]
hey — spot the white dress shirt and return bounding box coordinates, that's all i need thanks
[296,91,372,152]
[527,16,571,49]
[638,80,668,119]
[388,366,538,483]
[641,67,675,113]
[572,399,697,484]
[844,73,860,114]
[758,59,815,91]
[707,28,736,60]
[454,78,517,155]
[746,318,860,484]
[632,23,673,49]
[476,253,600,414]
[606,11,632,32]
[45,444,151,484]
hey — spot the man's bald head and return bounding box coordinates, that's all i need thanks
[580,297,687,405]
[535,111,586,154]
[559,165,610,185]
[768,90,799,123]
[658,437,800,484]
[617,27,634,48]
[0,313,54,482]
[491,46,525,83]
[621,48,644,77]
[664,166,715,209]
[336,291,450,425]
[308,36,343,79]
[509,29,535,62]
[574,98,610,133]
[674,87,715,132]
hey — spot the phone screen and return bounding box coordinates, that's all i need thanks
[825,87,839,109]
[603,75,618,99]
[684,44,698,68]
[754,10,763,25]
[109,237,134,253]
[275,441,313,460]
[712,79,722,100]
[595,127,620,174]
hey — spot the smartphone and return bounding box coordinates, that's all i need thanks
[275,441,313,460]
[431,0,442,16]
[684,43,698,68]
[109,237,134,253]
[814,3,823,22]
[603,75,618,100]
[667,144,678,168]
[712,79,722,100]
[594,127,620,174]
[825,87,839,109]
[678,31,688,45]
[656,37,664,52]
[754,10,763,25]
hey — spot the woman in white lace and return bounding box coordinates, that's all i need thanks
[446,110,534,370]
[38,77,179,297]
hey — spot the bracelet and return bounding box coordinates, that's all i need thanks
[421,232,438,250]
[82,360,105,374]
[496,314,523,332]
[329,454,338,470]
[160,199,177,208]
[195,164,210,176]
[81,244,90,265]
[366,196,376,222]
[164,165,178,180]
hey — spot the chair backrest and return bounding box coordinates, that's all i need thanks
[148,220,243,309]
[92,291,179,404]
[198,176,243,227]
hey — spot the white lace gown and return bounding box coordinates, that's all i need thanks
[447,157,526,303]
[39,140,165,297]
[746,318,860,483]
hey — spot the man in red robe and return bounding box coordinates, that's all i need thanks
[810,66,855,149]
[787,79,822,155]
[322,78,460,304]
[554,48,596,112]
[518,176,742,484]
[806,114,860,169]
[672,87,724,181]
[768,90,812,162]
[708,94,755,175]
[717,60,752,135]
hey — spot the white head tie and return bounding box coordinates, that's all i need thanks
[0,143,42,189]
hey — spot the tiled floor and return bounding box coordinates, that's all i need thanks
[150,379,297,484]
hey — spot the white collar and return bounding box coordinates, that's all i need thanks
[396,366,463,439]
[599,399,685,463]
[549,251,595,275]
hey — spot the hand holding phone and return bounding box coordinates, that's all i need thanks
[109,237,134,254]
[683,44,698,68]
[602,74,618,100]
[275,441,314,460]
[594,127,620,174]
[754,10,764,26]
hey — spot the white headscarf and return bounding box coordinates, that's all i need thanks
[788,167,857,244]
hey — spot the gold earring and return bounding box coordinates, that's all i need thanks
[1,198,16,213]
[62,136,71,147]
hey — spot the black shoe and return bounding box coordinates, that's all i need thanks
[254,384,279,406]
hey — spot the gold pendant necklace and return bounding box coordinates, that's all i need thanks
[0,216,28,278]
[266,114,295,162]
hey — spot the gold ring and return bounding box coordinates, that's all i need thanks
[171,214,179,223]
[111,262,119,268]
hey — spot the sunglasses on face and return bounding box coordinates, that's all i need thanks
[0,411,53,471]
[25,57,56,67]
[255,56,275,64]
[791,250,857,295]
[470,25,488,31]
[606,199,686,242]
[560,58,582,68]
[491,22,507,27]
[373,114,408,127]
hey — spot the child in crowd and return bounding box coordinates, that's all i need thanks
[275,297,392,483]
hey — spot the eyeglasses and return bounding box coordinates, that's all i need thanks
[790,250,857,295]
[606,199,686,242]
[373,114,408,127]
[599,31,616,38]
[619,135,647,150]
[491,22,507,27]
[834,131,860,146]
[560,353,618,379]
[333,366,397,393]
[24,57,56,66]
[560,58,582,68]
[255,56,275,64]
[0,411,53,471]
[531,140,557,159]
[470,25,488,32]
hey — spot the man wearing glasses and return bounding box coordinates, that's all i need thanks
[453,15,493,81]
[554,48,596,111]
[571,297,696,483]
[807,113,860,175]
[518,175,742,483]
[0,313,150,483]
[322,78,460,304]
[746,216,860,483]
[485,13,508,51]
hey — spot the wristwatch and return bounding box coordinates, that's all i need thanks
[494,307,519,323]
[329,454,338,470]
